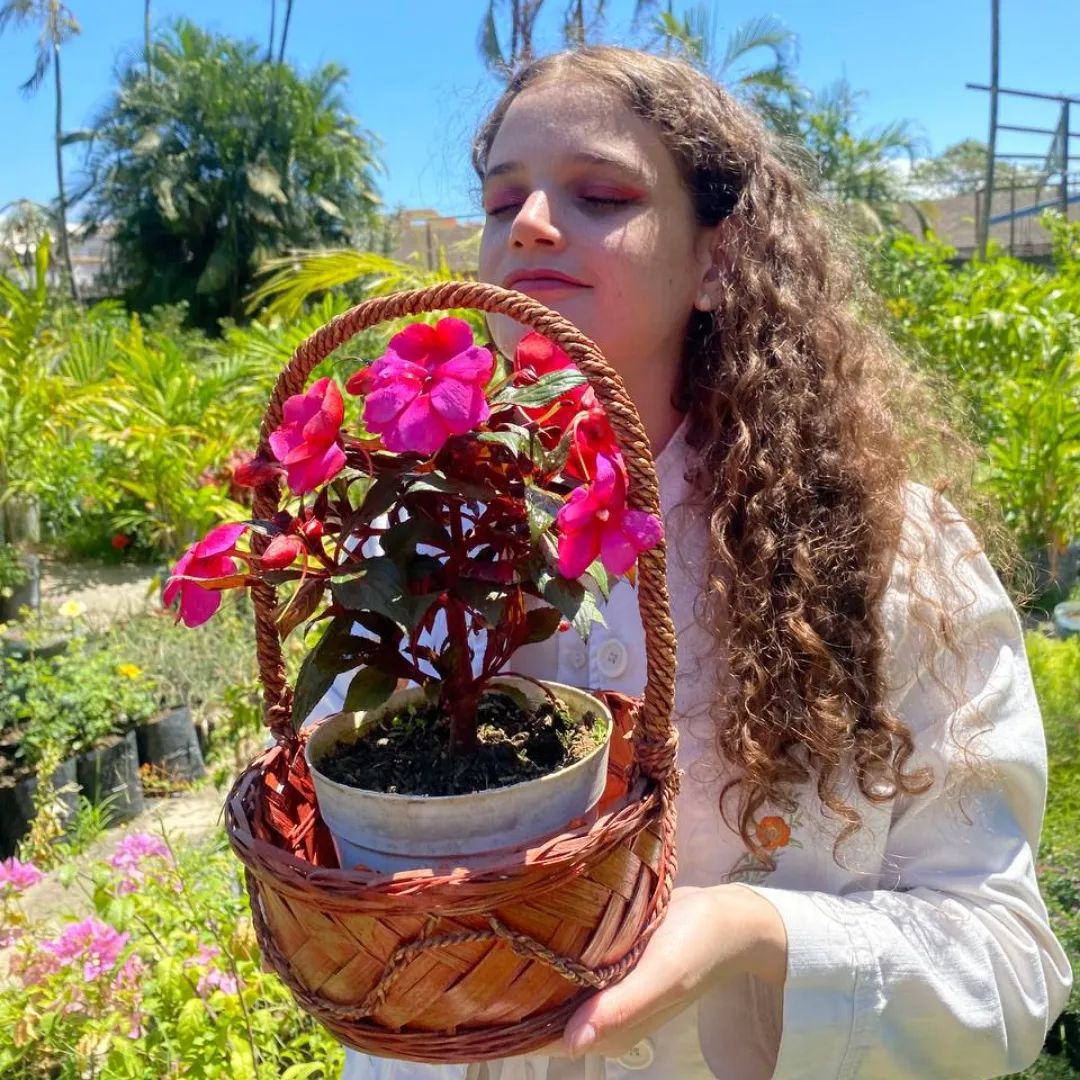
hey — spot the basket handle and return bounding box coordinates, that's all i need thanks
[250,281,678,783]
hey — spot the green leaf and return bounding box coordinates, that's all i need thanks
[381,517,450,566]
[522,605,563,644]
[408,473,491,501]
[342,666,398,712]
[585,559,611,600]
[536,568,605,641]
[331,556,410,626]
[292,615,356,729]
[525,485,562,542]
[493,368,587,409]
[478,425,533,456]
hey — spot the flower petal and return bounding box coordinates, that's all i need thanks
[556,484,600,533]
[178,582,222,628]
[386,322,437,366]
[621,509,665,552]
[437,345,494,385]
[389,394,448,455]
[286,442,346,494]
[433,317,475,360]
[365,380,420,427]
[599,521,638,576]
[194,523,247,559]
[429,376,489,434]
[557,522,602,579]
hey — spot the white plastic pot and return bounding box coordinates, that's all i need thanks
[304,676,612,873]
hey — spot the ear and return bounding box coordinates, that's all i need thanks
[692,221,733,313]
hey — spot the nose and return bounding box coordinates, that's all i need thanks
[509,190,565,250]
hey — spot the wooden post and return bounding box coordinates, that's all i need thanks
[980,0,1000,259]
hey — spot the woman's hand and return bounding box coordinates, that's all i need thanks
[556,883,787,1060]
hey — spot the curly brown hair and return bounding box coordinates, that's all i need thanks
[473,46,1006,859]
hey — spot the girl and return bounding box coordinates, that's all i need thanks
[337,45,1072,1079]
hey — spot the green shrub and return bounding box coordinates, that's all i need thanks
[0,831,345,1078]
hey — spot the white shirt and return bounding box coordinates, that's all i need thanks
[330,420,1072,1080]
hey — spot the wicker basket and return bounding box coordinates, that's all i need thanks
[224,281,680,1063]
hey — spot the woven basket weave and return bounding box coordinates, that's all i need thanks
[224,281,679,1063]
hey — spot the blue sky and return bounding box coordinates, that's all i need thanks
[1,1,1077,222]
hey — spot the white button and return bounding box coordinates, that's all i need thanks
[616,1038,655,1070]
[570,648,587,670]
[597,639,628,678]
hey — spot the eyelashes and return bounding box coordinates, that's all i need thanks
[484,194,635,218]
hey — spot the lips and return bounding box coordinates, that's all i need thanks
[504,269,589,289]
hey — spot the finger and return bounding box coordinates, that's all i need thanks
[562,964,685,1059]
[584,998,690,1060]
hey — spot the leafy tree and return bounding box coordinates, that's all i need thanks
[81,20,382,331]
[0,0,81,300]
[911,138,1042,195]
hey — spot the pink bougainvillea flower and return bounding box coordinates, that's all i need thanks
[556,454,664,579]
[186,944,240,998]
[268,377,347,494]
[0,856,45,893]
[260,532,305,569]
[163,522,248,628]
[348,317,494,455]
[109,832,174,895]
[41,917,130,982]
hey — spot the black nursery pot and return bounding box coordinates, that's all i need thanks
[0,553,41,623]
[76,730,145,824]
[136,705,206,784]
[0,755,79,860]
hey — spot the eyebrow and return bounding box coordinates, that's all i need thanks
[483,151,650,184]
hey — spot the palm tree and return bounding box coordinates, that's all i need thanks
[634,4,804,135]
[563,0,606,47]
[799,79,927,233]
[478,0,546,79]
[0,0,82,300]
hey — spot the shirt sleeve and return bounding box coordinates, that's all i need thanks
[746,497,1073,1079]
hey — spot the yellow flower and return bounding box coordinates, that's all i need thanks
[58,600,87,620]
[117,663,142,680]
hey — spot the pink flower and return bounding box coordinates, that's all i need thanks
[109,832,174,895]
[512,332,589,443]
[564,392,620,482]
[268,377,347,494]
[40,917,130,982]
[164,522,248,628]
[186,944,240,997]
[555,454,664,579]
[260,532,305,569]
[232,452,284,489]
[349,317,493,455]
[0,856,45,893]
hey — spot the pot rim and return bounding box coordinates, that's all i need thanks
[304,677,613,805]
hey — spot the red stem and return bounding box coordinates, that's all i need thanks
[445,500,479,754]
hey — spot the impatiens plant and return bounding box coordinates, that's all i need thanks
[164,321,664,752]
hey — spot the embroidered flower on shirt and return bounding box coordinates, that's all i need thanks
[755,815,792,851]
[725,808,803,885]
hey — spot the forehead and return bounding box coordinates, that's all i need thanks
[485,80,672,185]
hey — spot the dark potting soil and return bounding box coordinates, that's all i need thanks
[317,690,605,797]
